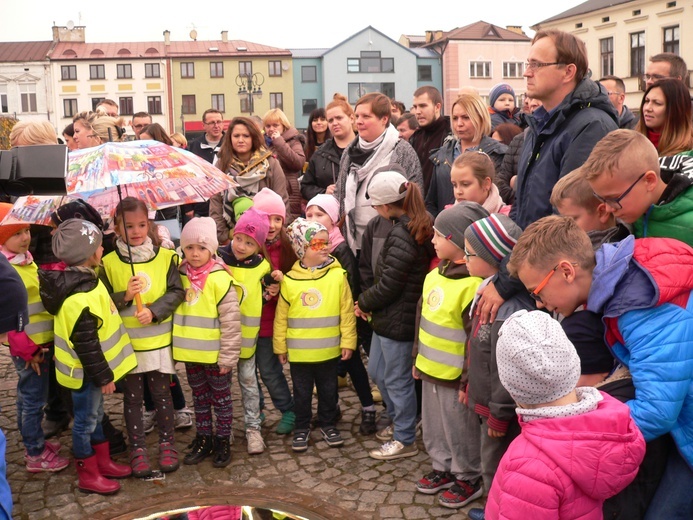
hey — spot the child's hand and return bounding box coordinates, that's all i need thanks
[266,284,280,297]
[125,276,143,301]
[458,390,468,405]
[278,354,287,365]
[219,366,232,375]
[135,307,154,325]
[101,382,116,394]
[488,427,506,438]
[354,301,371,321]
[271,270,284,283]
[412,365,420,380]
[341,349,353,361]
[25,347,49,376]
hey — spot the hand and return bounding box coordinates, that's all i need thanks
[476,281,505,325]
[412,365,420,380]
[135,307,154,325]
[125,276,143,302]
[267,130,281,140]
[266,284,280,297]
[509,175,517,190]
[185,210,194,217]
[488,427,506,438]
[219,366,232,375]
[341,348,353,361]
[278,354,287,365]
[271,270,284,283]
[326,184,336,195]
[458,390,468,405]
[354,301,371,321]
[25,347,49,376]
[102,382,116,394]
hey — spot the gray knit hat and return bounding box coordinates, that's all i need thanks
[433,202,489,251]
[52,218,103,266]
[496,310,581,405]
[464,214,523,268]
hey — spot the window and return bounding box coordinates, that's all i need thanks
[181,62,194,78]
[116,64,132,79]
[301,66,317,82]
[270,93,283,110]
[346,51,395,73]
[347,83,395,104]
[0,85,7,113]
[630,31,646,77]
[302,99,318,115]
[503,62,524,78]
[239,61,252,76]
[89,64,105,80]
[210,62,224,78]
[418,65,432,82]
[63,98,78,118]
[19,84,37,112]
[240,97,254,114]
[61,65,77,80]
[148,96,162,114]
[600,38,614,76]
[182,95,196,114]
[211,94,225,112]
[269,61,282,77]
[469,61,491,78]
[91,98,105,111]
[663,26,679,54]
[119,97,133,115]
[145,63,160,78]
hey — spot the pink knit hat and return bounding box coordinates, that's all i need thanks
[233,207,269,246]
[180,217,219,254]
[306,194,339,225]
[252,188,286,221]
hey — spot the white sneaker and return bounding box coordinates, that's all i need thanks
[143,410,157,434]
[375,424,395,441]
[246,428,265,455]
[174,408,194,430]
[369,440,419,461]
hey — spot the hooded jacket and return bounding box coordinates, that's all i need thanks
[618,105,637,130]
[511,78,619,228]
[300,138,342,201]
[269,127,306,218]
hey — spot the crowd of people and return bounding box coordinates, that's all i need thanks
[1,27,693,520]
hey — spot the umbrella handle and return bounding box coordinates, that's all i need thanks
[134,293,144,313]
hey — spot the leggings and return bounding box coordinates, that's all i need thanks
[123,371,174,449]
[185,363,233,437]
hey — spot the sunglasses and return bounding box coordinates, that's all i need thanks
[308,239,330,251]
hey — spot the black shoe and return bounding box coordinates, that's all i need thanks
[292,430,309,452]
[212,436,231,468]
[183,434,214,465]
[359,410,377,435]
[42,416,70,439]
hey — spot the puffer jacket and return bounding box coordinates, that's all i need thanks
[300,138,342,200]
[358,214,433,341]
[269,127,306,218]
[495,130,525,205]
[634,173,693,247]
[587,235,693,466]
[486,390,645,520]
[511,78,618,228]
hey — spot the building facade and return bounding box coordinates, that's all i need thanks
[0,41,53,124]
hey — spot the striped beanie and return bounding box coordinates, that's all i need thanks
[464,214,523,268]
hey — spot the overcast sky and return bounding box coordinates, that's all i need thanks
[2,0,585,48]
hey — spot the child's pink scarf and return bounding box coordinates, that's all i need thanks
[182,258,225,292]
[0,245,33,266]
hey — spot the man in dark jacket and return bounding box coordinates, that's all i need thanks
[599,76,637,129]
[511,29,618,229]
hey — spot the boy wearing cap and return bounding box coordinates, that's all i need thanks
[485,310,645,519]
[39,219,137,495]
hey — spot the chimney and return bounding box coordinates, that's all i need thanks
[221,30,228,43]
[51,25,86,43]
[506,26,526,36]
[163,30,170,46]
[425,30,444,44]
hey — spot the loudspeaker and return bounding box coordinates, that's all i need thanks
[0,144,68,197]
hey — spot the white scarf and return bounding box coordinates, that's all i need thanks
[115,236,156,263]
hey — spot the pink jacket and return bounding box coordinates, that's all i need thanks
[486,391,645,520]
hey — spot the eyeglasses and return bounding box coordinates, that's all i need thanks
[464,247,477,259]
[308,239,330,251]
[643,74,674,82]
[132,124,148,130]
[204,121,224,126]
[592,172,647,210]
[525,61,566,71]
[605,91,622,96]
[529,262,578,303]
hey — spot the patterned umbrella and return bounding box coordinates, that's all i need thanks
[0,195,78,226]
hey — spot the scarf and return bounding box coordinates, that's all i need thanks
[115,236,156,263]
[0,246,33,266]
[222,149,272,226]
[647,129,661,151]
[328,226,345,252]
[482,184,506,214]
[182,257,223,292]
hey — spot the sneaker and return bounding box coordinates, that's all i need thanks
[276,410,295,435]
[375,424,394,441]
[292,430,309,452]
[142,410,156,434]
[359,410,377,435]
[369,440,418,461]
[320,427,344,447]
[438,478,483,509]
[174,408,194,430]
[246,428,266,455]
[416,470,455,494]
[467,508,486,520]
[129,448,153,478]
[158,442,179,473]
[25,445,70,473]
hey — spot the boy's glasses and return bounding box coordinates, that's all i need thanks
[308,239,330,251]
[529,262,578,303]
[464,247,477,259]
[593,172,646,210]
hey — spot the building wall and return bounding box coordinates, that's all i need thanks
[0,61,53,125]
[415,56,443,109]
[292,57,323,130]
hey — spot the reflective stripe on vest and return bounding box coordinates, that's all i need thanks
[415,269,481,381]
[172,270,234,364]
[15,263,54,345]
[227,260,270,359]
[102,248,178,352]
[53,280,137,390]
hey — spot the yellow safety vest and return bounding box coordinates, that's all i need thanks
[415,270,481,381]
[227,260,269,359]
[281,267,345,363]
[172,269,239,364]
[14,263,54,345]
[53,280,137,390]
[102,248,178,352]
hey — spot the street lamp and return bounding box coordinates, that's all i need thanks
[236,72,264,116]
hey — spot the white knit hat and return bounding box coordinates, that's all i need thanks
[180,217,218,254]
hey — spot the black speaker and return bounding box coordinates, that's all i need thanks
[0,144,68,197]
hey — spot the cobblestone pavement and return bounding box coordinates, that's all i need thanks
[1,349,485,519]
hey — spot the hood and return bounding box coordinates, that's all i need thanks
[285,256,343,281]
[39,268,99,315]
[619,105,637,128]
[282,127,303,144]
[521,389,645,500]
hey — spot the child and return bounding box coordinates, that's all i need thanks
[100,197,185,477]
[488,83,520,131]
[584,129,693,247]
[0,205,69,473]
[274,218,356,452]
[356,170,434,460]
[251,188,297,434]
[451,152,509,215]
[173,217,241,467]
[39,219,137,495]
[485,309,645,519]
[507,215,693,518]
[305,194,376,435]
[218,207,279,455]
[412,202,488,508]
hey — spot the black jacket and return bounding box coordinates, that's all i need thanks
[300,139,343,201]
[186,133,224,216]
[409,115,451,195]
[332,241,359,298]
[495,130,526,205]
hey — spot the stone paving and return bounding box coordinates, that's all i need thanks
[1,349,485,519]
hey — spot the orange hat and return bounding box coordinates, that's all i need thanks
[0,203,30,246]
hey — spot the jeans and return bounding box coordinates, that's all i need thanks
[255,337,293,413]
[238,356,261,430]
[13,356,49,456]
[291,358,339,430]
[368,333,417,445]
[71,382,106,459]
[644,446,693,520]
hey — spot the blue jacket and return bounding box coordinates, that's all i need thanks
[511,78,618,228]
[587,235,693,466]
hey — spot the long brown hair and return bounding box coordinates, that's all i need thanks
[389,182,433,244]
[636,79,693,156]
[114,196,160,246]
[216,117,266,172]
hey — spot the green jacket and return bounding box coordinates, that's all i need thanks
[634,176,693,247]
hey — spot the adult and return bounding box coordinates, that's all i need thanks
[131,112,152,139]
[637,79,693,157]
[186,109,226,219]
[599,75,637,129]
[140,123,174,145]
[409,86,451,195]
[395,113,419,141]
[9,121,57,147]
[644,53,689,90]
[301,94,355,201]
[96,99,119,117]
[170,132,187,149]
[62,124,78,151]
[510,29,618,229]
[72,112,125,149]
[304,108,331,163]
[390,100,406,120]
[425,93,507,217]
[210,116,289,245]
[263,108,306,219]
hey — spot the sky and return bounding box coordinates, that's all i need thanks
[1,0,586,48]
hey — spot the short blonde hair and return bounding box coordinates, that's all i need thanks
[583,130,659,181]
[10,121,58,146]
[170,132,188,148]
[450,94,491,143]
[507,215,595,277]
[550,167,599,211]
[262,108,292,131]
